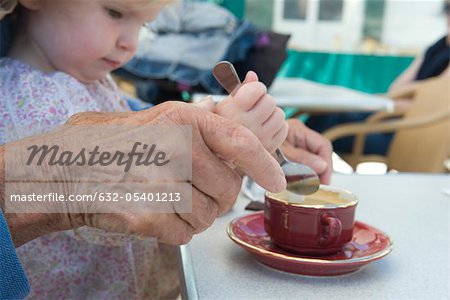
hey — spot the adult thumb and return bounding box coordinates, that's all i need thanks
[282,142,328,174]
[192,95,216,112]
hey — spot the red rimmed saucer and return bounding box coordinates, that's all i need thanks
[227,212,393,276]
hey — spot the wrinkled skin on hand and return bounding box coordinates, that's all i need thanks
[2,102,286,246]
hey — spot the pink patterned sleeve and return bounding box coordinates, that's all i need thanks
[0,60,99,143]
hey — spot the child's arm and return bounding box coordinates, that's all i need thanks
[214,71,288,154]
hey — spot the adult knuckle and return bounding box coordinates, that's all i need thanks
[217,176,240,202]
[129,215,153,235]
[153,101,200,126]
[199,215,215,230]
[204,201,219,226]
[192,200,218,229]
[218,193,239,215]
[165,102,190,123]
[120,214,149,236]
[213,177,240,215]
[177,231,193,245]
[193,216,214,234]
[225,126,258,154]
[227,179,242,201]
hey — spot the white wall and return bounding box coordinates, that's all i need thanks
[382,0,447,53]
[273,0,365,52]
[272,0,448,54]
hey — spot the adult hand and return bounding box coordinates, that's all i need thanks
[281,118,333,184]
[2,102,286,246]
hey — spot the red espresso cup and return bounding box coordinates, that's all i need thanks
[264,186,358,256]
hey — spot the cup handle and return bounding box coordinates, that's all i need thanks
[319,214,342,246]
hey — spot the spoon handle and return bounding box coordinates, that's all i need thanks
[212,61,242,96]
[275,149,287,166]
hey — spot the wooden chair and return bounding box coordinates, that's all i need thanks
[323,75,450,173]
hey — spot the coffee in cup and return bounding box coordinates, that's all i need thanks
[264,185,358,256]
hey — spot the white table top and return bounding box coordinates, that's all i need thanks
[192,78,394,113]
[179,173,450,300]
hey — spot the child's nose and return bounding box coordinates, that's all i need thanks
[117,32,138,53]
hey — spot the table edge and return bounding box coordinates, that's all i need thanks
[178,244,199,300]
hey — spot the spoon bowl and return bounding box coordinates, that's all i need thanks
[212,61,320,196]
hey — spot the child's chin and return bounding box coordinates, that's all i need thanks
[75,73,107,84]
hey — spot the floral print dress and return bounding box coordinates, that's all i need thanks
[0,58,179,299]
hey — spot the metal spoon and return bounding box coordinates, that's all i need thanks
[213,61,320,195]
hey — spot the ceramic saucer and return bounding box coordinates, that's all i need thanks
[227,212,393,276]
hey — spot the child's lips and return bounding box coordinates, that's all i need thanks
[103,58,121,69]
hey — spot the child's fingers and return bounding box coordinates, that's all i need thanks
[233,81,267,111]
[247,94,277,123]
[247,106,285,137]
[269,121,289,153]
[258,118,288,154]
[242,71,259,84]
[257,108,287,153]
[262,107,286,129]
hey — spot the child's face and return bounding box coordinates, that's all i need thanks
[25,0,168,83]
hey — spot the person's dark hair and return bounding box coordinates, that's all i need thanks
[444,0,450,14]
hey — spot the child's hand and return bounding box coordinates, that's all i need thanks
[215,71,288,154]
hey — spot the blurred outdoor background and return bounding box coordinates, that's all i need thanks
[116,0,449,174]
[204,0,447,93]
